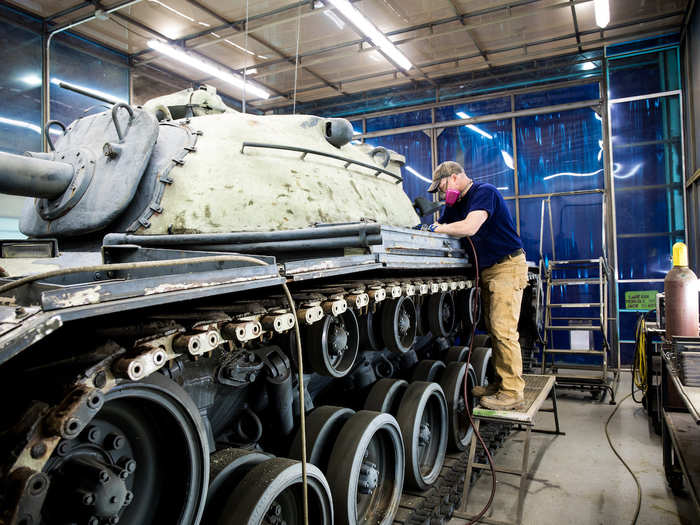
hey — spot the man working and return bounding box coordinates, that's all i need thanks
[427,161,528,410]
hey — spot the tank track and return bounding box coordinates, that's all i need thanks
[393,421,514,524]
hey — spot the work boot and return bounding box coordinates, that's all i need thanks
[471,383,500,397]
[479,390,525,411]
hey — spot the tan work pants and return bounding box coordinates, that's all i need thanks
[480,253,528,395]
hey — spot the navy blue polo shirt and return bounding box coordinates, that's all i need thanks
[438,182,523,269]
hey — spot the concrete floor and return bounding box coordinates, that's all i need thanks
[450,372,699,525]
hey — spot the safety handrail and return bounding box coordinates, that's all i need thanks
[240,142,403,184]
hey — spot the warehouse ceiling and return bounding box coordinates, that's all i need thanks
[5,0,692,111]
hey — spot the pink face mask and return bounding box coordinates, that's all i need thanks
[445,189,460,206]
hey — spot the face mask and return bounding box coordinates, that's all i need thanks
[445,189,460,206]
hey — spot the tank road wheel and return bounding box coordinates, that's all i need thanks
[440,362,477,451]
[395,381,448,490]
[471,346,494,387]
[327,411,405,525]
[203,448,269,524]
[427,292,456,337]
[381,296,417,354]
[411,359,446,382]
[220,458,333,525]
[472,334,492,348]
[289,406,354,470]
[42,374,208,525]
[364,379,408,414]
[359,307,384,351]
[445,346,469,363]
[306,309,360,377]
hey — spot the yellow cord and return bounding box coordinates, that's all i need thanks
[633,317,647,393]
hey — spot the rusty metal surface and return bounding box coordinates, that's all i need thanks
[283,255,380,281]
[0,314,62,366]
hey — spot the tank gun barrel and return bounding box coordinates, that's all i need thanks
[0,151,73,199]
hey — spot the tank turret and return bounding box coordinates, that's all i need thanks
[6,86,417,242]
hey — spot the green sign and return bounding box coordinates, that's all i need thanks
[625,290,657,310]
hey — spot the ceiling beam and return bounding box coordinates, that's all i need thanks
[97,7,286,100]
[183,0,345,95]
[45,1,91,22]
[233,0,589,85]
[256,12,682,108]
[212,0,582,82]
[569,0,583,53]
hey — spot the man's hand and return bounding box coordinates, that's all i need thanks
[412,223,439,232]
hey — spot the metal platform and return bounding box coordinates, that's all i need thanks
[473,374,556,424]
[454,374,564,525]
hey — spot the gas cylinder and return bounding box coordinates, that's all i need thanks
[664,242,699,339]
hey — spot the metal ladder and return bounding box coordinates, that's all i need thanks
[538,197,618,403]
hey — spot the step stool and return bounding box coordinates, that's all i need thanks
[453,374,565,525]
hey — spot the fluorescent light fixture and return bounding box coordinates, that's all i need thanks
[198,21,210,27]
[324,10,345,29]
[148,40,270,99]
[226,40,256,56]
[501,150,514,169]
[0,116,62,135]
[405,166,432,184]
[51,77,126,104]
[594,0,610,28]
[581,61,597,71]
[149,0,194,22]
[497,186,509,191]
[456,111,493,139]
[20,74,42,87]
[326,0,412,71]
[243,68,257,75]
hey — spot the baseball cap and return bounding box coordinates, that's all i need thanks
[428,161,464,193]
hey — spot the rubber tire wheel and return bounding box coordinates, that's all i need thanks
[88,373,209,525]
[364,379,408,414]
[203,448,269,524]
[395,381,448,490]
[470,346,493,387]
[381,296,417,354]
[306,310,360,377]
[445,346,469,363]
[428,292,456,337]
[440,363,477,452]
[326,410,405,525]
[411,359,446,383]
[289,406,355,471]
[472,334,492,348]
[220,458,333,525]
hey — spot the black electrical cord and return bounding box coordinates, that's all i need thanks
[604,392,642,525]
[462,236,497,524]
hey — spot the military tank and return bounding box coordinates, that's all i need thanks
[0,85,527,525]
